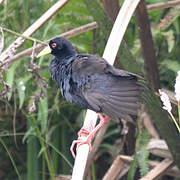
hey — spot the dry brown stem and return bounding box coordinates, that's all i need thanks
[0,22,98,68]
[147,0,180,11]
[142,112,160,139]
[102,156,128,180]
[147,139,172,159]
[140,159,174,180]
[120,155,179,178]
[0,0,69,63]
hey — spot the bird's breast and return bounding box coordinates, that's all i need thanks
[49,59,74,102]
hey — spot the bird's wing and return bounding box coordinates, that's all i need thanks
[72,54,137,79]
[71,54,141,119]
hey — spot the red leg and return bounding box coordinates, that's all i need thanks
[77,127,90,137]
[85,114,109,142]
[70,113,110,158]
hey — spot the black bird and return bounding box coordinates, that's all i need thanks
[38,37,141,157]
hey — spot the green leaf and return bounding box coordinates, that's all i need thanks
[161,30,174,53]
[161,7,180,31]
[48,141,73,168]
[76,110,86,126]
[178,102,180,124]
[0,138,22,180]
[16,80,25,109]
[103,128,119,139]
[16,75,32,109]
[27,135,40,180]
[23,126,35,143]
[99,143,116,154]
[46,124,59,142]
[138,146,150,177]
[160,59,180,73]
[137,130,150,177]
[37,146,46,158]
[38,97,48,134]
[127,155,138,180]
[5,61,21,100]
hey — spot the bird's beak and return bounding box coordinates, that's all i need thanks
[37,46,51,58]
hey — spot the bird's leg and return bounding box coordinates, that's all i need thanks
[70,113,110,158]
[85,113,109,142]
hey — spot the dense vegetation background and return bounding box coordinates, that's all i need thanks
[0,0,180,179]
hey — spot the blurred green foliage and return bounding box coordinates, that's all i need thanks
[0,0,180,179]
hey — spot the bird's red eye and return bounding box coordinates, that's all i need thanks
[52,43,57,48]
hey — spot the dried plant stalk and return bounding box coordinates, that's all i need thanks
[71,0,141,179]
[140,159,174,180]
[105,155,179,179]
[147,0,180,11]
[0,0,69,63]
[0,22,98,68]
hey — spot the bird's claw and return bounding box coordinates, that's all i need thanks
[70,136,92,158]
[70,114,109,158]
[70,127,93,158]
[77,127,90,137]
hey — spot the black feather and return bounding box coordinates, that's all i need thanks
[48,37,142,120]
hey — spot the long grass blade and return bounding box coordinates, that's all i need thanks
[0,138,22,180]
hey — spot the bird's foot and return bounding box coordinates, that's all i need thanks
[70,128,91,158]
[70,113,110,158]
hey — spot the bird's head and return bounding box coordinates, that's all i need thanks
[37,37,76,59]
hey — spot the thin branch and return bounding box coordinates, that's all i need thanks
[0,27,47,45]
[109,155,180,178]
[0,0,69,63]
[140,158,174,180]
[155,6,180,31]
[71,0,141,179]
[0,22,98,68]
[147,139,172,159]
[102,155,126,180]
[142,112,160,139]
[147,0,180,11]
